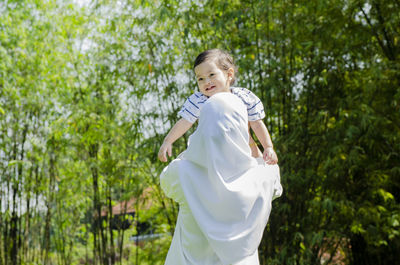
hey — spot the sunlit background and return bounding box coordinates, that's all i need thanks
[0,0,399,264]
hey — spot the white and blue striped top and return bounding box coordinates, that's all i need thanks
[178,87,265,123]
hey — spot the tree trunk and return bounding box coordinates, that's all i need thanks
[107,186,115,265]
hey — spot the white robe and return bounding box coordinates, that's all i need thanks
[160,93,282,265]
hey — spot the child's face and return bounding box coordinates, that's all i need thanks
[194,60,233,97]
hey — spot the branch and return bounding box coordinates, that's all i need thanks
[358,3,393,60]
[373,1,396,60]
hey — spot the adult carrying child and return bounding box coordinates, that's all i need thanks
[159,49,282,265]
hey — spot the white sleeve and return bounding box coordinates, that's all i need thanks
[177,93,200,123]
[242,88,266,121]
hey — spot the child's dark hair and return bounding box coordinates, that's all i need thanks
[194,49,237,85]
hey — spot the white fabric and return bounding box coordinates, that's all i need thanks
[161,93,282,265]
[178,87,266,124]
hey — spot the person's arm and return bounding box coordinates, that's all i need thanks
[158,118,193,162]
[248,124,263,158]
[249,120,278,164]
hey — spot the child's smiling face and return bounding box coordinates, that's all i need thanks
[194,60,233,97]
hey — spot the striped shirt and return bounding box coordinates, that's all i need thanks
[178,87,265,123]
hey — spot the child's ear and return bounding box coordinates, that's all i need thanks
[227,67,235,78]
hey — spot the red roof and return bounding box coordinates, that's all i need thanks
[101,187,153,217]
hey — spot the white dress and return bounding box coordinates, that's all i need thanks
[160,93,282,265]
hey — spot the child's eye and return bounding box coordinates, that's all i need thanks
[198,78,203,81]
[210,73,214,77]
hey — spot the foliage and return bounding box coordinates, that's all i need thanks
[0,0,399,264]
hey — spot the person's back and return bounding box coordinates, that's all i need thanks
[160,92,282,265]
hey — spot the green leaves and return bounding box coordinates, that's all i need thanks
[1,0,399,264]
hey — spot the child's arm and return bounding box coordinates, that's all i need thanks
[249,120,278,164]
[248,125,263,158]
[158,118,193,162]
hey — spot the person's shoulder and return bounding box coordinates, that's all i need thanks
[231,87,265,120]
[231,87,260,103]
[191,91,208,103]
[193,91,207,99]
[179,92,205,123]
[231,86,254,96]
[184,91,208,107]
[231,87,251,94]
[186,91,206,99]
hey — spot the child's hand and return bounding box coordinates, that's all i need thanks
[263,147,278,165]
[158,142,172,162]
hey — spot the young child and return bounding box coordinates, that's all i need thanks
[158,49,278,164]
